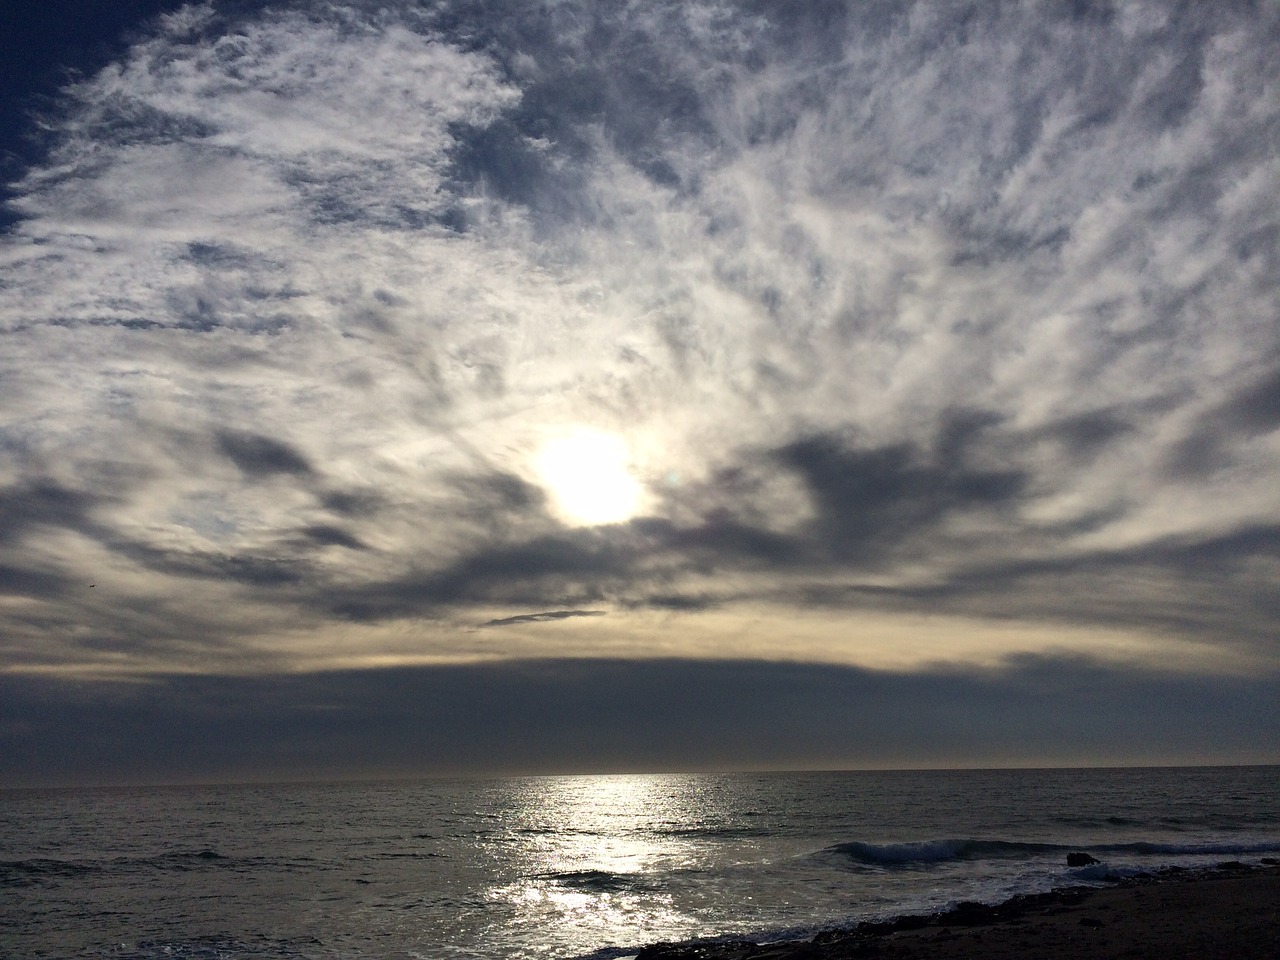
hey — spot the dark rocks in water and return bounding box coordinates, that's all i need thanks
[636,941,756,960]
[939,901,998,927]
[1067,852,1100,866]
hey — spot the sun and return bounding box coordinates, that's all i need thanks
[535,428,643,526]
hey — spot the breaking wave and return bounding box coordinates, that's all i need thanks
[822,837,1280,867]
[539,869,652,894]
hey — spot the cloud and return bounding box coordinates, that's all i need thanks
[0,0,1277,716]
[216,429,312,476]
[482,609,605,628]
[1165,363,1280,478]
[774,428,1026,562]
[0,562,72,600]
[298,523,366,550]
[0,479,105,544]
[2,655,1276,786]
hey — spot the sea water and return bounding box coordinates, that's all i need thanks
[2,766,1278,959]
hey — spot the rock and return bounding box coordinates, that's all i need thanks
[1067,852,1100,866]
[633,940,757,960]
[938,901,999,927]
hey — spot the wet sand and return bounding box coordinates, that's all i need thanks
[634,863,1280,960]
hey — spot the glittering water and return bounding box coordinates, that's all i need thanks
[3,767,1278,959]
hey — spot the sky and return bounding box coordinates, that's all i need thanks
[1,0,1278,786]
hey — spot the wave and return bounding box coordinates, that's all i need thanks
[2,850,242,887]
[822,837,1280,867]
[540,869,651,894]
[0,858,100,886]
[825,839,1061,865]
[656,825,772,839]
[1103,839,1280,857]
[156,849,229,866]
[84,934,320,959]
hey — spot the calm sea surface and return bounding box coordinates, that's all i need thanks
[3,767,1278,959]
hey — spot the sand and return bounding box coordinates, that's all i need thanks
[634,863,1280,960]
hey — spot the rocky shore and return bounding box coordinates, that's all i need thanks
[634,862,1280,960]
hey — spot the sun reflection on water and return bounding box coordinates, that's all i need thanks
[484,774,715,956]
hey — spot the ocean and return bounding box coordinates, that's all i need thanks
[2,766,1278,960]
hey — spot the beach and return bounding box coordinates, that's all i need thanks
[635,863,1280,960]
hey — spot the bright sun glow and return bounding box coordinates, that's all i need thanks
[536,428,643,526]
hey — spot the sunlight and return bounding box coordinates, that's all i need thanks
[485,774,707,954]
[535,428,643,526]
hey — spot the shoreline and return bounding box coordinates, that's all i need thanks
[633,861,1280,960]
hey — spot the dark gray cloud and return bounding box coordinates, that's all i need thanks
[1166,364,1280,478]
[216,429,312,477]
[112,539,311,586]
[325,529,635,620]
[1027,409,1135,460]
[0,563,72,599]
[2,656,1275,786]
[0,480,102,544]
[1225,366,1280,436]
[776,430,1026,562]
[319,489,384,518]
[482,609,605,627]
[795,522,1280,666]
[298,524,366,550]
